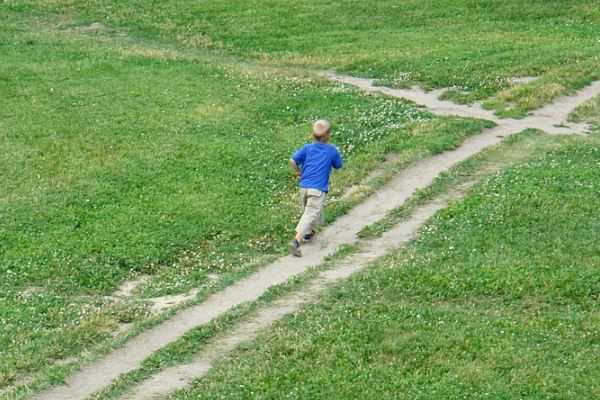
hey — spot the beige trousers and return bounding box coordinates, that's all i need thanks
[295,188,326,238]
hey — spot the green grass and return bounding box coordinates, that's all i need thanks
[22,0,600,117]
[358,129,570,239]
[5,1,600,396]
[0,9,489,389]
[175,138,600,399]
[570,95,600,132]
[85,244,359,400]
[88,131,566,400]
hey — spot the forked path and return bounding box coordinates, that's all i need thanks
[326,72,598,135]
[33,76,600,400]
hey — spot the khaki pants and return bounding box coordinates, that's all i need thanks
[295,188,326,238]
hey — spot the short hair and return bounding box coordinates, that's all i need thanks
[312,119,331,141]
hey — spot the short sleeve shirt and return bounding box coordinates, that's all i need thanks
[292,142,343,192]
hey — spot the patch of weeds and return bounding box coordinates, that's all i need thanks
[570,94,600,132]
[484,61,600,118]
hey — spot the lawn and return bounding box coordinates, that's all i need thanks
[176,138,600,399]
[0,8,489,389]
[4,1,600,396]
[23,0,600,117]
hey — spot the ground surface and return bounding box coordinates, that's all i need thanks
[2,2,600,400]
[181,138,600,400]
[25,0,600,117]
[1,5,485,390]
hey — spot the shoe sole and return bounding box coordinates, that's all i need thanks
[289,242,302,257]
[303,231,316,242]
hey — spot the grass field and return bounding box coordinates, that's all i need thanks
[3,0,600,397]
[22,0,600,117]
[0,7,490,388]
[73,131,575,400]
[176,138,600,399]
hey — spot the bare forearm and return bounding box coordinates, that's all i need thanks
[290,159,301,177]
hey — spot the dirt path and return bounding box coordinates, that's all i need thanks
[326,73,596,135]
[121,194,455,400]
[325,73,500,121]
[32,76,600,400]
[33,124,512,400]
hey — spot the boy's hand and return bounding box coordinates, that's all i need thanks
[290,159,301,179]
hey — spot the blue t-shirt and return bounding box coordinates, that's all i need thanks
[292,142,343,193]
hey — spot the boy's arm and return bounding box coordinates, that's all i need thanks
[332,148,343,170]
[291,145,306,178]
[290,159,301,178]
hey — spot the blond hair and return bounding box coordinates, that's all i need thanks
[312,119,331,142]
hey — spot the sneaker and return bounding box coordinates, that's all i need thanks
[303,230,316,242]
[289,239,302,257]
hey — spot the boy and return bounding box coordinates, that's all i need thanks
[289,119,343,257]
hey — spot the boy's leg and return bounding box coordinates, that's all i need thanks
[317,194,326,227]
[304,192,326,242]
[299,188,309,210]
[289,189,308,257]
[295,189,326,240]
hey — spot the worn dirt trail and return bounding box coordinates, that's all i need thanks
[121,195,454,400]
[326,73,597,135]
[32,75,600,400]
[34,128,520,400]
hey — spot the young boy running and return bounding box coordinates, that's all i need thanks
[289,119,343,257]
